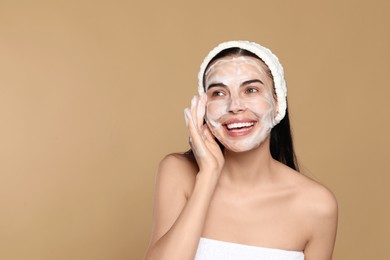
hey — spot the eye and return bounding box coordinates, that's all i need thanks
[245,87,260,94]
[211,90,226,97]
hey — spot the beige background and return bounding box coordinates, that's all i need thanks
[0,0,389,259]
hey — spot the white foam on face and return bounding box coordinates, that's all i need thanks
[204,56,276,152]
[205,56,268,84]
[198,41,287,125]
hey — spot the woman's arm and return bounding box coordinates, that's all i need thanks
[144,95,224,260]
[144,154,219,260]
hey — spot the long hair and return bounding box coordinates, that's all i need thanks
[189,47,299,171]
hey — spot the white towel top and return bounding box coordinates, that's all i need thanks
[195,237,304,260]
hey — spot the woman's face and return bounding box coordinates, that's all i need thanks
[204,55,277,152]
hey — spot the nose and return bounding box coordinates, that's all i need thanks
[228,94,245,113]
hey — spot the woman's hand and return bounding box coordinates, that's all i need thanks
[184,94,224,176]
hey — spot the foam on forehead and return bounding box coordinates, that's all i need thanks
[204,56,268,87]
[198,40,287,125]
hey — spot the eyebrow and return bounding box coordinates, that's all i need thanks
[207,79,264,90]
[207,82,227,90]
[241,79,264,86]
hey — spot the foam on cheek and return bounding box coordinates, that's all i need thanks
[206,100,227,131]
[240,104,274,148]
[245,92,276,126]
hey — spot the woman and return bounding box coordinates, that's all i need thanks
[144,41,338,260]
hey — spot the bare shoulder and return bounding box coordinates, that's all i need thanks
[277,164,338,252]
[147,152,199,245]
[276,163,338,219]
[299,174,337,218]
[279,166,338,256]
[283,165,338,222]
[156,152,198,198]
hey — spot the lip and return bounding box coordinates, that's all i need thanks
[223,118,257,137]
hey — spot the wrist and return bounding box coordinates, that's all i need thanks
[196,169,220,185]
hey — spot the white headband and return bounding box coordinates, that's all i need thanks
[198,40,287,125]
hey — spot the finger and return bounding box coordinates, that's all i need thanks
[202,124,216,143]
[197,93,207,130]
[185,108,206,157]
[190,96,199,129]
[202,125,224,160]
[188,136,194,151]
[205,118,217,136]
[184,108,189,127]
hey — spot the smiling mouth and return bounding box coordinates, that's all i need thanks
[223,121,257,136]
[226,121,255,130]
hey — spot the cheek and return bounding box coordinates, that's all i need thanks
[245,96,273,117]
[206,100,228,121]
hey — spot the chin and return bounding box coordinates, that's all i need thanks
[220,141,262,153]
[217,134,270,153]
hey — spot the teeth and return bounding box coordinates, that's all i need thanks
[227,122,254,129]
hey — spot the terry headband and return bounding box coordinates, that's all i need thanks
[198,40,287,125]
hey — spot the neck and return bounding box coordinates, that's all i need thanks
[221,137,276,185]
